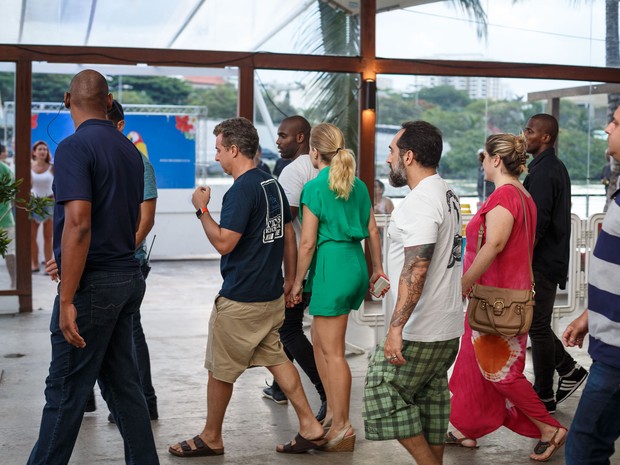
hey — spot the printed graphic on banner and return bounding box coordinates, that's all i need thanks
[32,112,197,189]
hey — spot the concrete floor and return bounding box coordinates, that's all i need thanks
[0,260,617,464]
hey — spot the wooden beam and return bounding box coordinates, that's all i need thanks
[529,83,620,101]
[2,45,620,84]
[237,66,254,121]
[374,57,620,83]
[360,0,377,295]
[359,0,377,194]
[15,60,33,313]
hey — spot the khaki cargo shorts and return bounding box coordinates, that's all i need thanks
[205,294,289,383]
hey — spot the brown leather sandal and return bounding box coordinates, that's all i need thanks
[530,428,567,462]
[276,433,327,454]
[168,435,224,457]
[445,431,478,448]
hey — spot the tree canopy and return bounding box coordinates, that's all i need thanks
[0,71,608,183]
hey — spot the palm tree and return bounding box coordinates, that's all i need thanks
[296,1,487,154]
[296,2,361,151]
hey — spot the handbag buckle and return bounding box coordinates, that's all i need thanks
[493,299,505,315]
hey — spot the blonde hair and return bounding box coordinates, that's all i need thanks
[485,133,529,177]
[310,123,356,200]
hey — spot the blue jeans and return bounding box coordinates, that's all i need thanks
[92,261,157,414]
[566,359,620,465]
[28,270,159,465]
[133,261,156,408]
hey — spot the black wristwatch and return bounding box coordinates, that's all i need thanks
[195,207,208,219]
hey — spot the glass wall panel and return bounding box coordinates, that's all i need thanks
[0,63,17,297]
[377,0,608,68]
[177,0,359,55]
[0,0,360,55]
[13,63,237,187]
[254,69,360,175]
[376,74,611,217]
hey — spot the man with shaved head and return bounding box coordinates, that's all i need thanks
[523,113,586,415]
[28,70,159,465]
[273,115,311,178]
[261,115,327,421]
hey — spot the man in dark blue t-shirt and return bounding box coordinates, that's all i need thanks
[169,117,325,458]
[27,70,159,465]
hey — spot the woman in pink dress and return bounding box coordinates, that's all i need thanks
[447,133,567,462]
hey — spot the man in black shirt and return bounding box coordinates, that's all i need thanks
[523,113,588,414]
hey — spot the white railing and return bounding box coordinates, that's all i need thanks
[354,211,603,338]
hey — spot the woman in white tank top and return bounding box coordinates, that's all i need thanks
[30,141,54,272]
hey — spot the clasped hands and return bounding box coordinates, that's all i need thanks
[285,274,390,308]
[286,281,304,308]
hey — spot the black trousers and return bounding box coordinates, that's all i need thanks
[529,271,576,401]
[273,293,326,403]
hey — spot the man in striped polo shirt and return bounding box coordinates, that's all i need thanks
[562,104,620,465]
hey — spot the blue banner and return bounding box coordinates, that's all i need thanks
[32,111,197,189]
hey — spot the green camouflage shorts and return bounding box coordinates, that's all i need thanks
[362,338,459,444]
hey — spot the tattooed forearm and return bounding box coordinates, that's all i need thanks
[390,243,435,328]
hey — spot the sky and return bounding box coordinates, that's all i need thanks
[0,0,611,119]
[257,0,607,99]
[375,0,606,96]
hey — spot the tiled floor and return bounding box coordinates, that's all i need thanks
[0,260,616,464]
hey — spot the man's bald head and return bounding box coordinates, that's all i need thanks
[283,116,311,139]
[65,69,111,115]
[530,113,559,145]
[276,115,310,159]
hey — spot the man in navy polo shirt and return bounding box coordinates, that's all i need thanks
[27,70,159,465]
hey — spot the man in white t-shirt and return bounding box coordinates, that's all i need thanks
[261,116,327,421]
[363,121,463,465]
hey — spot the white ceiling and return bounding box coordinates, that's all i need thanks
[0,0,443,51]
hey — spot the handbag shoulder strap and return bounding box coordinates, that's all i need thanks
[474,184,534,290]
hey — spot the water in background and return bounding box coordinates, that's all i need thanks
[382,179,607,219]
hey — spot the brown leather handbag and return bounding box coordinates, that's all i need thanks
[467,186,535,337]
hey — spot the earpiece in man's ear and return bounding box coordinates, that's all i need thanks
[64,92,70,109]
[65,100,70,109]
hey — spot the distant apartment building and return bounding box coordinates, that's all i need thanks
[412,74,509,100]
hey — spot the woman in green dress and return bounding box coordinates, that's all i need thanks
[291,123,385,452]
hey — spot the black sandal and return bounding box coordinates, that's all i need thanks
[531,428,567,462]
[168,435,224,457]
[276,433,327,454]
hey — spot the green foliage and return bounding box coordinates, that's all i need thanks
[0,174,20,205]
[377,90,422,125]
[33,74,72,102]
[484,100,527,133]
[188,83,237,119]
[558,100,590,131]
[0,72,15,101]
[418,85,471,110]
[117,90,155,104]
[439,128,486,179]
[1,72,74,102]
[254,87,300,124]
[108,76,192,105]
[376,84,610,182]
[0,174,20,258]
[558,128,608,181]
[296,2,360,153]
[0,174,53,257]
[0,228,9,259]
[1,72,194,105]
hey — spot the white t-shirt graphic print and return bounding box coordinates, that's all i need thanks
[387,174,464,342]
